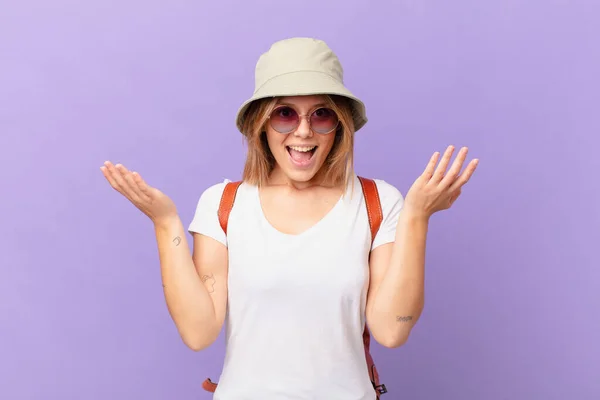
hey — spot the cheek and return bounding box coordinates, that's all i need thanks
[265,129,290,161]
[318,134,337,155]
[265,130,284,151]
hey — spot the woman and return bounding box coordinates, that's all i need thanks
[100,37,478,399]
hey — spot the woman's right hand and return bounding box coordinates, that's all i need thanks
[100,161,178,226]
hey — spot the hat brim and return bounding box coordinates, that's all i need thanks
[235,71,367,133]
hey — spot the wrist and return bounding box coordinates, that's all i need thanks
[153,215,181,231]
[400,206,431,224]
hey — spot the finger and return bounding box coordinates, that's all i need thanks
[130,171,153,202]
[421,152,440,181]
[431,145,455,183]
[105,162,142,204]
[131,171,153,198]
[115,164,148,203]
[450,158,479,190]
[440,147,468,188]
[101,161,131,197]
[100,164,121,192]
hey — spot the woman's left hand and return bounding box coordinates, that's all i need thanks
[403,145,479,220]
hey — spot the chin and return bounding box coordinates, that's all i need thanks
[277,162,328,185]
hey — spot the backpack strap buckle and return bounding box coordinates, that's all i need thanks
[374,383,387,394]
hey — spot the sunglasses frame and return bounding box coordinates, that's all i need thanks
[267,104,340,135]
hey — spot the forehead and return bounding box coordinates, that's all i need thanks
[277,95,327,108]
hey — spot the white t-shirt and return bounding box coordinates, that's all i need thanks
[188,174,404,400]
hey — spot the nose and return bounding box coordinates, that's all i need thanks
[293,115,312,138]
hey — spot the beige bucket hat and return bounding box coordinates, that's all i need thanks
[235,37,368,133]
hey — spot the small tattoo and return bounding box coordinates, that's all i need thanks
[201,273,216,293]
[173,236,181,246]
[396,316,413,323]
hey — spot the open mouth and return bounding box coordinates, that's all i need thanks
[286,145,318,167]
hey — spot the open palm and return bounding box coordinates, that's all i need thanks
[100,161,178,225]
[404,145,479,219]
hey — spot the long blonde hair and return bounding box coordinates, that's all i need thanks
[239,95,356,188]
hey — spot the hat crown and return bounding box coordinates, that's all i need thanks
[254,38,344,94]
[235,37,367,133]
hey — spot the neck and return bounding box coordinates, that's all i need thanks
[267,166,332,190]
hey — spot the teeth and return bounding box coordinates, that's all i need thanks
[288,146,316,152]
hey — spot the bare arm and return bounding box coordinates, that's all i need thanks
[99,161,228,352]
[365,146,478,348]
[365,214,427,349]
[156,217,228,351]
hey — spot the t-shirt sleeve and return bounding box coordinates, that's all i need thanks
[371,179,404,250]
[187,180,229,247]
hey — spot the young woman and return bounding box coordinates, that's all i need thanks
[100,37,478,399]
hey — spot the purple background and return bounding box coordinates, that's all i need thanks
[1,0,598,399]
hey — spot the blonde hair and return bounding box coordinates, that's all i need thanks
[240,95,356,188]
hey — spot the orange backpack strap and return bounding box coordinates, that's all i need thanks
[217,181,242,235]
[201,378,218,393]
[358,176,387,398]
[357,176,383,244]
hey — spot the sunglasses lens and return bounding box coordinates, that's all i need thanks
[270,106,298,133]
[269,106,339,134]
[311,108,338,134]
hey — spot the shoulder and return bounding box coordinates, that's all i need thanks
[197,179,243,202]
[201,180,228,197]
[188,179,246,241]
[355,177,404,248]
[193,180,224,206]
[372,178,403,203]
[372,179,404,219]
[190,180,231,213]
[356,176,404,218]
[194,179,254,212]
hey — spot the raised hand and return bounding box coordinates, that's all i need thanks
[403,145,479,219]
[100,161,178,226]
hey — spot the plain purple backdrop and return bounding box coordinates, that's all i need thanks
[1,0,598,399]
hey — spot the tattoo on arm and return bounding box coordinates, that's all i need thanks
[396,316,413,323]
[201,273,216,293]
[172,236,181,246]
